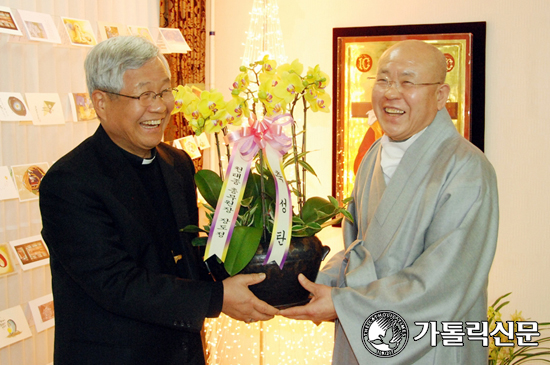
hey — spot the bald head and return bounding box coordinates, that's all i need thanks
[371,39,451,141]
[379,40,447,83]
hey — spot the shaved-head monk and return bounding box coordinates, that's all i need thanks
[281,40,499,364]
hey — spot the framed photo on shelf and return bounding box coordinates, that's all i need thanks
[332,22,486,204]
[0,6,23,36]
[9,235,50,271]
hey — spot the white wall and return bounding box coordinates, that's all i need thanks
[213,0,550,324]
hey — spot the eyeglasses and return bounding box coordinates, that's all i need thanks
[100,88,176,107]
[368,77,441,93]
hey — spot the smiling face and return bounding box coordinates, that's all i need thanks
[92,57,174,158]
[371,41,450,141]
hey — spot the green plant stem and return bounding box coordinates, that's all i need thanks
[290,120,303,212]
[214,132,224,181]
[222,127,231,163]
[301,94,308,204]
[259,149,268,242]
[289,94,303,212]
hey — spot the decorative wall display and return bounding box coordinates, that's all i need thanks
[0,166,18,201]
[0,243,16,276]
[68,93,97,122]
[9,235,49,271]
[17,9,61,44]
[331,22,486,204]
[174,136,201,159]
[25,93,65,125]
[9,162,49,202]
[61,17,97,46]
[97,21,130,41]
[0,306,32,349]
[158,28,191,53]
[28,294,54,333]
[128,25,155,43]
[0,92,31,122]
[195,133,210,150]
[0,6,23,36]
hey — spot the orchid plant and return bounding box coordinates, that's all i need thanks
[172,55,352,276]
[488,293,550,364]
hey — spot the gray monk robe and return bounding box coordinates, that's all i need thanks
[317,109,499,364]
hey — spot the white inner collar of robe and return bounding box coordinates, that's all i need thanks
[380,126,427,184]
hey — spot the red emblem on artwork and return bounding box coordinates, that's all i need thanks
[0,253,7,268]
[356,54,373,72]
[444,53,455,72]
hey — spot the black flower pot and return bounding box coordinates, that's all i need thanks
[206,235,330,309]
[244,235,330,309]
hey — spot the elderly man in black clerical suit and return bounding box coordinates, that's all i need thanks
[40,35,278,365]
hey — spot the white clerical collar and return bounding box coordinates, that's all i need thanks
[142,151,156,165]
[380,127,427,184]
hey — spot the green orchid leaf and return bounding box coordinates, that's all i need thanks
[343,196,354,204]
[244,173,261,201]
[283,151,310,169]
[328,195,339,208]
[494,300,510,313]
[301,197,335,223]
[191,236,208,247]
[321,216,343,228]
[340,209,354,224]
[490,292,512,307]
[180,225,206,233]
[264,173,276,199]
[305,222,322,230]
[195,169,223,208]
[297,159,318,178]
[204,204,216,212]
[223,226,263,276]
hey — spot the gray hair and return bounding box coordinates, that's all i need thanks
[84,35,170,96]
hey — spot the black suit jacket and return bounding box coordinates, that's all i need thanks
[40,126,222,365]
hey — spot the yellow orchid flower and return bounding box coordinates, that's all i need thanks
[510,310,525,322]
[226,96,249,126]
[204,110,228,134]
[260,54,277,74]
[258,91,285,116]
[258,74,286,116]
[198,90,226,119]
[273,71,305,104]
[276,59,304,77]
[232,71,250,92]
[171,85,186,114]
[306,65,330,90]
[304,87,331,113]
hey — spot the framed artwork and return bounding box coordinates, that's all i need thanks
[9,235,49,271]
[10,162,49,202]
[25,93,65,126]
[68,93,97,122]
[0,93,31,122]
[61,17,97,47]
[17,9,61,44]
[0,6,23,36]
[28,293,55,332]
[0,305,32,349]
[97,21,130,41]
[0,243,16,276]
[158,28,191,53]
[332,22,486,204]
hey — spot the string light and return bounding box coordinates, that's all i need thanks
[204,314,334,364]
[242,0,288,66]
